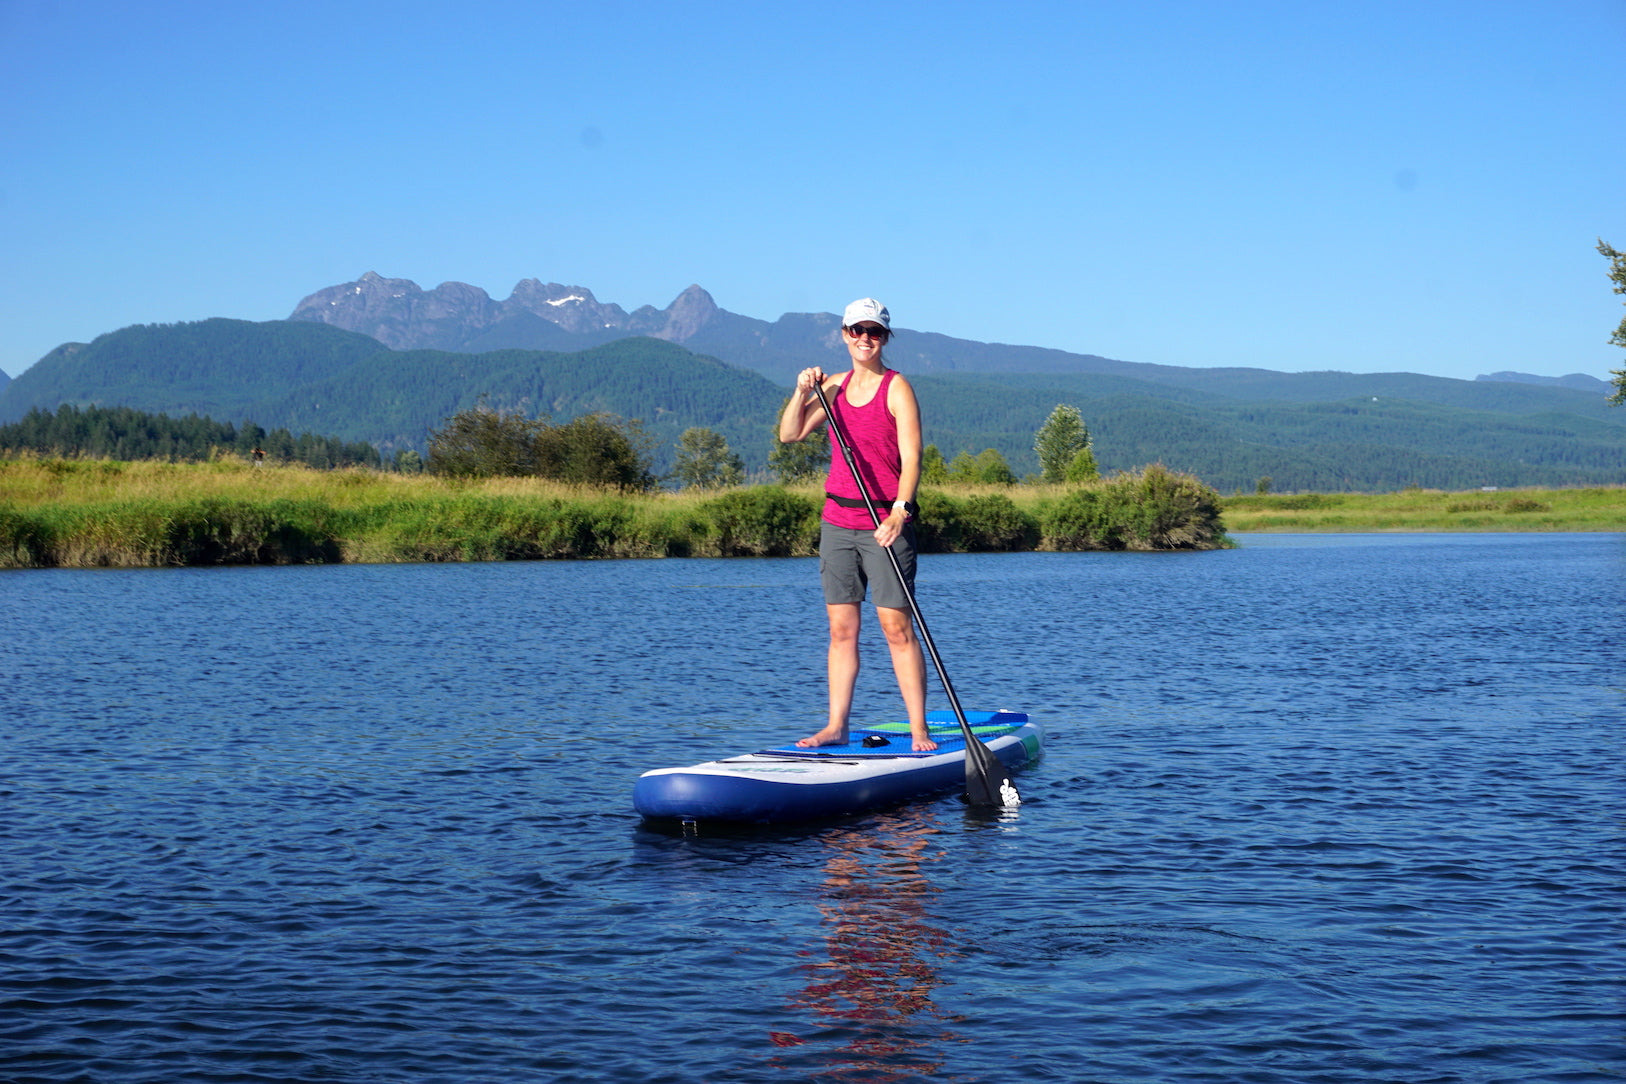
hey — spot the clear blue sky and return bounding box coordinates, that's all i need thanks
[3,0,1622,383]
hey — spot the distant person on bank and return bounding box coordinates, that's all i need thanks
[777,298,934,752]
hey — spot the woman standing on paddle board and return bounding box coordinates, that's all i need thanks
[777,298,935,753]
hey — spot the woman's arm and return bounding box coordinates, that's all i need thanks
[876,374,923,547]
[779,367,831,443]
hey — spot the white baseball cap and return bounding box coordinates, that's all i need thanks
[842,298,890,329]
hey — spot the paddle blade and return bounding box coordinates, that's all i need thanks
[963,738,1021,808]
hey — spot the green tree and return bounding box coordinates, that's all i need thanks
[427,404,655,489]
[427,404,547,478]
[1063,446,1100,483]
[920,444,948,484]
[0,404,379,468]
[974,448,1016,484]
[767,418,829,483]
[235,422,267,456]
[266,428,297,461]
[672,427,745,490]
[1034,404,1092,483]
[536,412,656,491]
[1599,239,1626,406]
[948,448,1015,484]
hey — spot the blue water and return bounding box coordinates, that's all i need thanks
[3,534,1622,1083]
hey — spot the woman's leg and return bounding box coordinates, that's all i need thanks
[877,605,935,751]
[797,602,862,747]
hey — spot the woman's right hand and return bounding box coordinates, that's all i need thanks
[797,367,826,394]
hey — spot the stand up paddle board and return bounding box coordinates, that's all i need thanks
[633,709,1040,824]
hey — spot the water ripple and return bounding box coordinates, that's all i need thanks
[2,537,1622,1081]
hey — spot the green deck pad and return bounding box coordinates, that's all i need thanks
[866,721,1017,736]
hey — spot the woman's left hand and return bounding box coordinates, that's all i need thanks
[874,511,906,549]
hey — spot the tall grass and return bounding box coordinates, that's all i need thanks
[2,458,1231,568]
[1220,486,1626,532]
[20,457,1616,569]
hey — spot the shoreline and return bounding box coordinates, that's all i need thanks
[1,457,1227,568]
[2,457,1620,569]
[1218,487,1624,533]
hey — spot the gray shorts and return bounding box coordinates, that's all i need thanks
[819,522,916,609]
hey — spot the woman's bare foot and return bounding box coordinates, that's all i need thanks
[911,728,939,752]
[796,724,849,748]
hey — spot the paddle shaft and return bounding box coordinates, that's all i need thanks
[811,380,1016,807]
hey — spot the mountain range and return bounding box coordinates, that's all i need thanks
[285,272,1147,386]
[1,272,1621,491]
[286,272,1618,396]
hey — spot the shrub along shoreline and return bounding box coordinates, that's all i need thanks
[5,458,1619,570]
[0,458,1227,568]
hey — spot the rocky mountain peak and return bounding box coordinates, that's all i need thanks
[290,272,477,350]
[653,284,718,342]
[503,279,630,334]
[288,273,728,352]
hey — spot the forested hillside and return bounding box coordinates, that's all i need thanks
[2,318,1622,491]
[0,404,382,468]
[1119,366,1622,420]
[241,337,784,468]
[2,319,388,420]
[0,321,786,472]
[918,372,1626,492]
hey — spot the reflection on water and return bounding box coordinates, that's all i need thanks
[771,808,959,1080]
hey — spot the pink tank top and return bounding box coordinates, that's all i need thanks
[823,369,901,529]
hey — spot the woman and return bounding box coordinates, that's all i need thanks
[777,298,935,752]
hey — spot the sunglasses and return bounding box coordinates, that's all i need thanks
[844,324,889,340]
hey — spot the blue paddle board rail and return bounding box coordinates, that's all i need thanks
[633,710,1040,823]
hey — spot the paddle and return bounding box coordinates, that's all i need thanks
[812,380,1020,809]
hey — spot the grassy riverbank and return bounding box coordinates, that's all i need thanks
[5,458,1617,568]
[0,457,1227,568]
[1220,487,1626,532]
